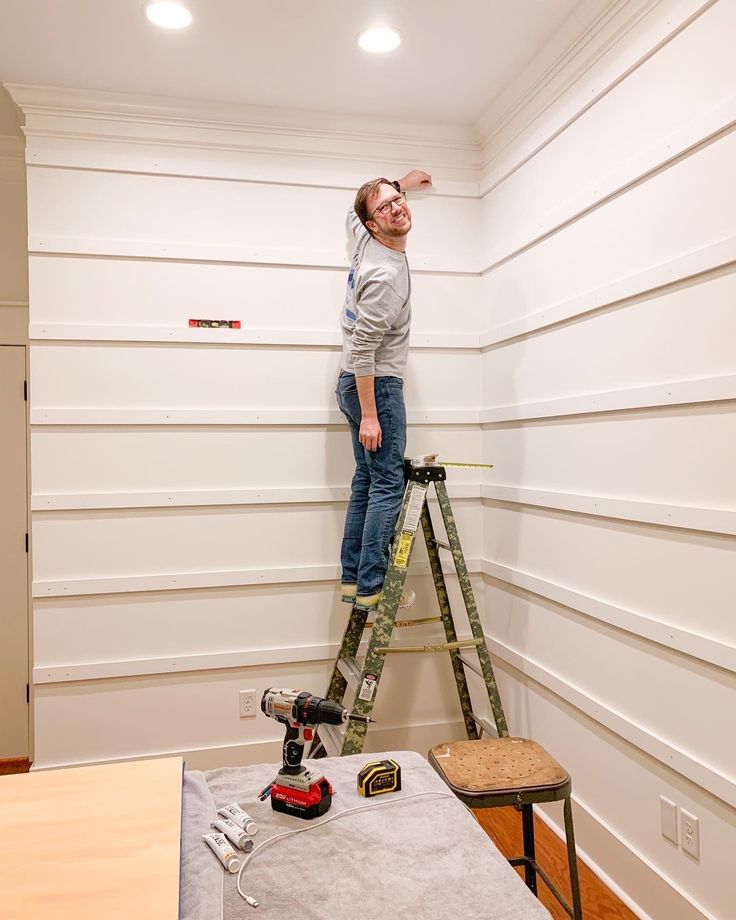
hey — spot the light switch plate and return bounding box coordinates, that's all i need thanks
[660,796,678,844]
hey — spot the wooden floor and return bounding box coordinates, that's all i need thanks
[474,805,638,920]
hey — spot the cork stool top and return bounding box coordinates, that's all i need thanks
[429,738,568,795]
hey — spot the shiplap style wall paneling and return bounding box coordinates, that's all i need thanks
[30,502,481,590]
[10,83,486,770]
[30,426,483,499]
[27,256,482,336]
[26,167,479,274]
[32,590,482,768]
[491,662,734,920]
[478,2,735,918]
[32,574,484,678]
[29,344,479,412]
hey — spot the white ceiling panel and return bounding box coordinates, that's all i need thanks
[0,0,603,135]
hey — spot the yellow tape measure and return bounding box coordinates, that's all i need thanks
[410,453,493,470]
[357,759,402,797]
[441,461,494,469]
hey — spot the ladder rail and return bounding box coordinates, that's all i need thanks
[420,501,479,741]
[433,478,509,737]
[339,480,429,755]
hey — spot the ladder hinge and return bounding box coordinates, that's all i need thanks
[25,533,29,553]
[26,683,30,704]
[23,380,28,401]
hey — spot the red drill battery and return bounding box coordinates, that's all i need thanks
[270,778,333,820]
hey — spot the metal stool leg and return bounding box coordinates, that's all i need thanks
[563,796,583,920]
[521,804,538,895]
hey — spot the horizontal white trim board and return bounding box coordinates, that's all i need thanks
[32,556,482,598]
[24,147,478,198]
[479,90,736,272]
[487,634,736,809]
[481,374,736,423]
[31,482,734,538]
[480,234,736,348]
[33,628,476,685]
[481,559,736,674]
[32,483,481,511]
[30,407,481,426]
[33,640,339,684]
[482,485,736,536]
[29,323,481,350]
[28,236,478,276]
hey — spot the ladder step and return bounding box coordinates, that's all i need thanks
[316,722,344,758]
[432,539,452,552]
[364,616,442,630]
[470,713,497,738]
[377,638,482,654]
[336,656,362,693]
[457,653,483,678]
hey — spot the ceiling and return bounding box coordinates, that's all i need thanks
[0,0,598,137]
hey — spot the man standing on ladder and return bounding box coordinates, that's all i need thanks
[336,169,432,613]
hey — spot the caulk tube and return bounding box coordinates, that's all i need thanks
[203,832,241,873]
[218,803,258,835]
[211,818,255,853]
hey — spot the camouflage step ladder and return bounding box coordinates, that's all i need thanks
[311,458,509,759]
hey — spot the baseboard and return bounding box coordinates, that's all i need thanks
[0,757,31,775]
[536,795,717,920]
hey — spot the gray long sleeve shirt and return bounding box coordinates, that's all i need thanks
[340,209,411,378]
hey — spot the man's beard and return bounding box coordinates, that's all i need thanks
[382,215,411,238]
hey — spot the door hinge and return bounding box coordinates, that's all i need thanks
[23,380,28,401]
[25,533,29,553]
[26,683,30,704]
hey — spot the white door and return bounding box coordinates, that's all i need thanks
[0,345,29,758]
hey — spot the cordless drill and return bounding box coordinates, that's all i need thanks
[260,688,370,819]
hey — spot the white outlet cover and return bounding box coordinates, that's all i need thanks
[660,796,678,845]
[681,808,700,860]
[239,689,257,718]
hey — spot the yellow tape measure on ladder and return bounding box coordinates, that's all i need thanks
[410,453,493,470]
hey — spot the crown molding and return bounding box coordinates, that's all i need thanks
[6,83,480,170]
[475,0,637,147]
[475,0,716,187]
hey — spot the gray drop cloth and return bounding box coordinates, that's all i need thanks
[181,750,552,920]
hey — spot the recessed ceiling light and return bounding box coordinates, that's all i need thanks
[358,27,402,54]
[144,2,193,29]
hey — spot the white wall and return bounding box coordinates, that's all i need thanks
[11,87,488,770]
[477,2,735,918]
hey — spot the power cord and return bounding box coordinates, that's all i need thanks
[236,789,467,907]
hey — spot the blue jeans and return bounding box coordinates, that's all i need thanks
[336,371,407,596]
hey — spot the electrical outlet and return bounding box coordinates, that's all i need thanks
[239,689,258,718]
[659,796,678,845]
[680,808,700,859]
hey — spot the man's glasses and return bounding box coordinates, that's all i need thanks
[369,193,406,220]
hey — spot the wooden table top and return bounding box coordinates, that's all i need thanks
[0,756,183,920]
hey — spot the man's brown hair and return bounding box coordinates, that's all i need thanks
[354,178,396,232]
